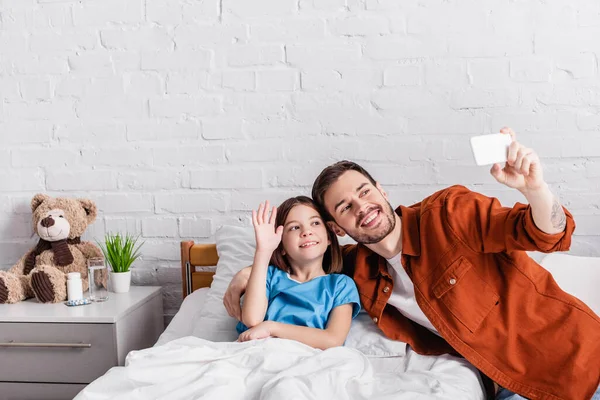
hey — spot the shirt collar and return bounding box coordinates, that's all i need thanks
[397,205,421,257]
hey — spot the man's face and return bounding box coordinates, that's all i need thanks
[323,170,396,244]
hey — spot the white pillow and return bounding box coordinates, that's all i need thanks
[192,225,255,341]
[540,253,600,314]
[156,287,209,346]
[192,224,406,357]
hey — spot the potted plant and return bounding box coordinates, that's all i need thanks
[98,233,144,293]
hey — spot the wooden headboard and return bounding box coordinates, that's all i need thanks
[180,241,218,299]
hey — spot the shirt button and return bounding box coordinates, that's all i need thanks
[449,278,457,285]
[373,317,378,323]
[383,286,390,293]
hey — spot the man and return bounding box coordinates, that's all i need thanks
[224,128,600,400]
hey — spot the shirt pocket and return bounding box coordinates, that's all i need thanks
[432,256,499,333]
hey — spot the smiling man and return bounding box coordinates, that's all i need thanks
[225,128,600,400]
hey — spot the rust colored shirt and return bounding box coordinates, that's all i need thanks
[343,185,600,400]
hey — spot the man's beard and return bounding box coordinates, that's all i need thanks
[345,201,396,245]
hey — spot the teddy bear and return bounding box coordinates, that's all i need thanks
[0,194,106,304]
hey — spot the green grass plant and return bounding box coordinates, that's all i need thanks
[97,233,144,273]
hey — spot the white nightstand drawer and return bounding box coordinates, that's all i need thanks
[0,382,87,400]
[0,322,116,384]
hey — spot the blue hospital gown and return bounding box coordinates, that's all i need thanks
[236,265,361,334]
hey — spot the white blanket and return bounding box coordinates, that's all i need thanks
[76,336,484,400]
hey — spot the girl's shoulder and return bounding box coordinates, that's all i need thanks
[267,265,293,284]
[327,272,358,288]
[265,265,288,292]
[267,264,284,277]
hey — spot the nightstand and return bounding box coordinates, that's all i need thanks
[0,286,164,400]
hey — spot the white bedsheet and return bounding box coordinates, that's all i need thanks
[76,336,484,400]
[77,287,484,400]
[101,253,599,400]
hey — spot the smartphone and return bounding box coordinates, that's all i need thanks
[469,133,513,166]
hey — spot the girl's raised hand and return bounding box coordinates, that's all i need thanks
[252,200,283,254]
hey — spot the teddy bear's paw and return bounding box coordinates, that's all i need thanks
[31,270,56,303]
[0,277,8,304]
[0,273,26,304]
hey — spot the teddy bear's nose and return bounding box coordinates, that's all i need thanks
[40,216,55,228]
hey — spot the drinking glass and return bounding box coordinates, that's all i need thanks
[88,258,109,302]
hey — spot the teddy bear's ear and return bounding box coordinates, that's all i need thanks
[31,194,50,213]
[78,198,98,223]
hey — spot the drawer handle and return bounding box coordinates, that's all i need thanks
[0,342,92,348]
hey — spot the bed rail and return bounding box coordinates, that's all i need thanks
[180,241,218,299]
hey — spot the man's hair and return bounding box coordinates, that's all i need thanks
[311,160,377,221]
[270,196,343,274]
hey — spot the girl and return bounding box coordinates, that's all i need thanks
[237,196,360,350]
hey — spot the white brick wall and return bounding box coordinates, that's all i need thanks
[1,0,599,320]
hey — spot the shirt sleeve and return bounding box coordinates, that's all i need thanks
[442,185,575,254]
[332,275,361,319]
[265,264,277,301]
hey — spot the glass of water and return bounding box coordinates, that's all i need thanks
[88,258,109,302]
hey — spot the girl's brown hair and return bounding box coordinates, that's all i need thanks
[269,196,343,274]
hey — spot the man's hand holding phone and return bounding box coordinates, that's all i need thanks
[471,127,545,194]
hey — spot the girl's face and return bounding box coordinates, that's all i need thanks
[281,204,330,265]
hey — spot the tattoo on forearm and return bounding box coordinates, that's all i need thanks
[551,198,567,231]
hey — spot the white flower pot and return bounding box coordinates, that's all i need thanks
[110,271,131,293]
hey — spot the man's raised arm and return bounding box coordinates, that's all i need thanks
[490,127,566,235]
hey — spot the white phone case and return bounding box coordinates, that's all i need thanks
[470,133,513,166]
